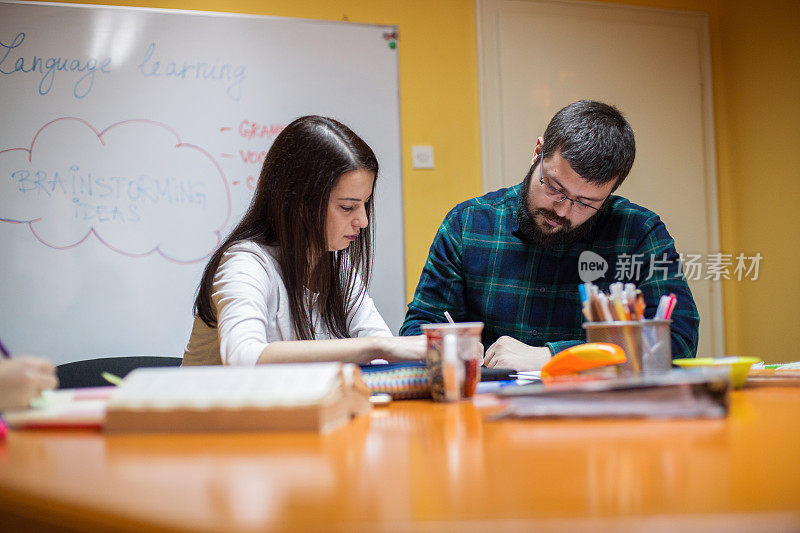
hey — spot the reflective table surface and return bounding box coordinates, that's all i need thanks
[1,387,799,531]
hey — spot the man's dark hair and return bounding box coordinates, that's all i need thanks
[541,100,635,191]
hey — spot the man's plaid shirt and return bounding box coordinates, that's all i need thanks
[400,184,700,359]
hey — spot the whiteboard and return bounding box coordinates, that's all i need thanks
[0,1,406,364]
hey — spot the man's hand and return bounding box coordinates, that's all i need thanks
[483,336,551,371]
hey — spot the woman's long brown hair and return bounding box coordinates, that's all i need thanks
[193,115,377,340]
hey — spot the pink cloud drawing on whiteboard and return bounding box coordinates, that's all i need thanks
[0,118,231,263]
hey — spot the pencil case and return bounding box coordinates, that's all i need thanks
[359,362,431,400]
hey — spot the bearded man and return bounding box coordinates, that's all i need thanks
[400,100,699,370]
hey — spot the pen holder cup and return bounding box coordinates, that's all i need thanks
[421,322,484,402]
[583,320,672,375]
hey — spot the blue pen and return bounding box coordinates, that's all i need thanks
[475,379,521,394]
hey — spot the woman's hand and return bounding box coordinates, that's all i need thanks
[0,356,59,411]
[374,335,427,361]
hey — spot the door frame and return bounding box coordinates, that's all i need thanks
[476,0,724,355]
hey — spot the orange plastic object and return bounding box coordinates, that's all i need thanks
[541,343,626,379]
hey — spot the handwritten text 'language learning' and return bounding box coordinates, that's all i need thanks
[10,166,208,223]
[0,33,112,98]
[137,42,246,101]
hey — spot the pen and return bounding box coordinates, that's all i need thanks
[443,311,455,324]
[0,337,11,359]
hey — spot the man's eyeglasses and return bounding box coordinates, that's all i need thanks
[538,156,604,214]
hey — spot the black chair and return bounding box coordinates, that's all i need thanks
[56,356,182,388]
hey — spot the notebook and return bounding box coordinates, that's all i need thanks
[3,387,111,429]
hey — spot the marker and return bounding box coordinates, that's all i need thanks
[0,337,11,359]
[664,294,677,320]
[579,285,593,321]
[624,284,636,301]
[635,291,646,320]
[614,298,630,321]
[655,295,671,319]
[444,311,455,324]
[609,282,623,301]
[102,372,124,386]
[596,294,614,322]
[590,294,604,323]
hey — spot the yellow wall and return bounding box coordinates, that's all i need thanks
[40,0,800,361]
[717,0,800,362]
[605,0,800,361]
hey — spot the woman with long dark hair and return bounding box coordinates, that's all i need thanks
[183,116,424,365]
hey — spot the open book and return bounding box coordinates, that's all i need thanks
[104,363,371,433]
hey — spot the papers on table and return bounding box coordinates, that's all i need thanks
[491,368,731,419]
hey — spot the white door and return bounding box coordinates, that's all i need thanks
[477,0,723,356]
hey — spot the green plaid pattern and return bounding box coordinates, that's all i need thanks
[400,185,699,359]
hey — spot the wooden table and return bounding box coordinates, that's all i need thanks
[1,386,799,532]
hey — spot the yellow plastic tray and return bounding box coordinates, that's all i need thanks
[672,356,762,388]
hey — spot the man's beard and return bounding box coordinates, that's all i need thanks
[516,168,601,249]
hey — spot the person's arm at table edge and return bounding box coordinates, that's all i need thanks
[257,336,425,364]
